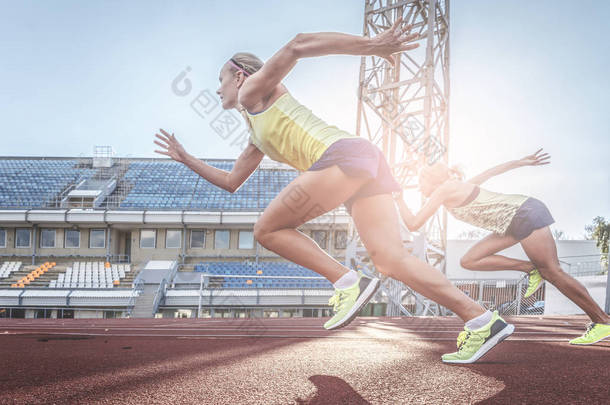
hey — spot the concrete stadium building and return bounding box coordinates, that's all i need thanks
[0,152,605,320]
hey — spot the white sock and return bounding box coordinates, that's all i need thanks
[333,270,359,290]
[465,310,493,330]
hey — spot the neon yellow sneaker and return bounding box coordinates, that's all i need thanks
[323,271,379,330]
[524,268,544,298]
[442,310,514,364]
[569,323,610,345]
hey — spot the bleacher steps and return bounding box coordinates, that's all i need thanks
[131,285,158,318]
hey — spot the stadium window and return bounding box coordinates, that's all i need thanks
[312,230,328,249]
[0,229,5,248]
[15,228,31,248]
[238,230,254,249]
[190,229,205,249]
[214,230,230,249]
[40,229,56,248]
[140,229,156,249]
[65,229,80,248]
[89,229,106,249]
[166,229,181,249]
[334,230,348,250]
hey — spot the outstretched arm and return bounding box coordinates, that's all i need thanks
[154,129,264,193]
[239,18,419,109]
[394,182,454,232]
[467,148,550,185]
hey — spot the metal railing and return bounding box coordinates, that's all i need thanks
[126,278,144,317]
[559,253,608,277]
[151,278,167,315]
[0,306,126,319]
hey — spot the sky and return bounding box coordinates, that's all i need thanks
[1,0,609,239]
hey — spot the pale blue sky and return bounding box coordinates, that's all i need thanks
[1,0,608,238]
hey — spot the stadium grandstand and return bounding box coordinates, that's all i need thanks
[0,150,356,319]
[0,150,606,320]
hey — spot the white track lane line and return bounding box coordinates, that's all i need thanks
[1,330,587,342]
[0,327,583,335]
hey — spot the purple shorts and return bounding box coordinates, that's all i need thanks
[307,137,401,213]
[505,197,555,240]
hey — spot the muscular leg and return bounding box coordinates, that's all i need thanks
[253,165,370,283]
[520,226,609,324]
[350,193,485,322]
[461,233,535,272]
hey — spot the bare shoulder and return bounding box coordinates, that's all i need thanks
[241,85,288,114]
[442,179,476,208]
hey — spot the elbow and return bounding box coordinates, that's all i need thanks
[225,182,238,194]
[406,221,423,233]
[224,176,238,194]
[287,33,307,59]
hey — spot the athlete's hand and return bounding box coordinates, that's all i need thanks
[371,17,420,66]
[518,148,550,166]
[154,129,189,163]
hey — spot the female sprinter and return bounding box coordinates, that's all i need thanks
[394,149,610,345]
[154,18,513,363]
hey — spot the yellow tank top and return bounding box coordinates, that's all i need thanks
[245,92,357,171]
[447,186,529,235]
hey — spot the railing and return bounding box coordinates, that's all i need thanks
[151,278,167,315]
[0,306,126,319]
[108,254,130,264]
[172,272,331,290]
[126,278,144,317]
[559,253,608,277]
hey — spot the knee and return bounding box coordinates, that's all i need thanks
[537,263,565,283]
[460,255,476,270]
[371,251,411,279]
[253,222,271,245]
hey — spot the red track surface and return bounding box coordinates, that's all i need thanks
[1,315,608,404]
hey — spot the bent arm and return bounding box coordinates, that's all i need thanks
[395,186,449,232]
[240,24,418,108]
[182,143,264,193]
[240,33,370,108]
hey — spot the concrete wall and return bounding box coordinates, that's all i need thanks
[545,275,607,315]
[1,223,348,265]
[0,226,111,261]
[446,239,601,280]
[129,224,347,263]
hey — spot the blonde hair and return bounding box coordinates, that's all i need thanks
[228,52,264,76]
[227,53,264,136]
[419,162,464,190]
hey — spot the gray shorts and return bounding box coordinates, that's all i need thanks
[307,138,401,213]
[505,197,555,240]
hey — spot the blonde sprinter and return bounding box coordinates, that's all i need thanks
[154,19,512,363]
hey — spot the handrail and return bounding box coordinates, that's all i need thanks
[126,278,144,317]
[151,278,167,315]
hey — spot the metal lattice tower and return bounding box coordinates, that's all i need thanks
[350,0,450,316]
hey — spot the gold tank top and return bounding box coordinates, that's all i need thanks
[447,186,529,235]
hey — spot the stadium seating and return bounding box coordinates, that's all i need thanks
[194,261,333,289]
[117,161,297,210]
[0,158,299,210]
[0,159,95,208]
[0,261,22,278]
[11,262,55,288]
[51,261,131,289]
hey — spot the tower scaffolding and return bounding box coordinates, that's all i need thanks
[348,0,450,316]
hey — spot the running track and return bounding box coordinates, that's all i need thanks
[1,315,608,404]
